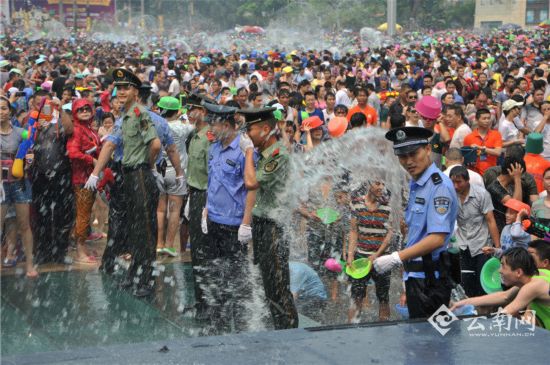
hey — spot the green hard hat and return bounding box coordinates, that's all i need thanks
[157,96,181,111]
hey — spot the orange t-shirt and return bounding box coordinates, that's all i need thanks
[463,129,503,175]
[347,104,378,126]
[524,153,550,193]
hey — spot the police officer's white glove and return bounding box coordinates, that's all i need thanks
[183,198,190,220]
[201,208,208,234]
[239,133,254,154]
[373,252,402,274]
[84,174,99,191]
[0,183,5,203]
[175,175,185,191]
[151,169,164,192]
[238,224,252,243]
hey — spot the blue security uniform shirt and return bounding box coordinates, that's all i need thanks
[206,134,247,226]
[404,163,458,280]
[105,109,175,163]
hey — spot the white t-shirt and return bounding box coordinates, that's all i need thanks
[335,88,352,107]
[498,118,520,142]
[450,123,472,149]
[168,78,180,96]
[443,164,485,187]
[235,77,249,90]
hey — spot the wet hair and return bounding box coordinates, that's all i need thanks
[502,247,538,276]
[504,144,525,159]
[248,91,262,103]
[334,104,348,114]
[278,88,290,97]
[529,240,550,262]
[445,147,463,162]
[303,91,315,99]
[224,100,240,108]
[389,113,405,129]
[353,86,368,97]
[500,155,525,176]
[102,112,115,123]
[475,107,491,120]
[236,87,248,96]
[161,108,179,119]
[350,112,366,129]
[449,165,469,181]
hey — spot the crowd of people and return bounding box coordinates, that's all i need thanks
[1,25,550,332]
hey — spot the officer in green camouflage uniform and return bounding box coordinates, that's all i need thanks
[240,107,298,329]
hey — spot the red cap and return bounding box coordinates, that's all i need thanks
[301,116,323,131]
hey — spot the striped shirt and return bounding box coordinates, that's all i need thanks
[351,194,391,255]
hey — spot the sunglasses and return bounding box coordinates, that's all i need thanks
[408,95,418,100]
[77,107,92,113]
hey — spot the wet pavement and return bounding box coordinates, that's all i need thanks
[1,259,405,357]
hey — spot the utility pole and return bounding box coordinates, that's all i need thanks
[140,0,144,28]
[73,0,77,33]
[58,0,63,27]
[387,0,396,37]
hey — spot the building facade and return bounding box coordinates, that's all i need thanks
[475,0,549,28]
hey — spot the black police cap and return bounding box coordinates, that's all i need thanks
[238,107,277,126]
[112,68,142,88]
[139,81,152,91]
[385,127,433,156]
[203,102,237,123]
[186,93,217,108]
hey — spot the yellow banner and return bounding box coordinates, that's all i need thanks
[47,0,111,6]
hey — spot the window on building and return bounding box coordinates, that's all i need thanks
[480,21,502,29]
[526,10,535,24]
[541,10,548,21]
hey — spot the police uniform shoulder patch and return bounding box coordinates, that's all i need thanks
[264,160,278,173]
[434,196,450,215]
[430,173,442,185]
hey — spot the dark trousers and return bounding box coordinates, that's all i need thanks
[252,216,298,330]
[100,162,128,273]
[202,220,250,333]
[32,172,74,264]
[405,277,452,319]
[460,248,489,297]
[188,188,209,310]
[124,168,159,288]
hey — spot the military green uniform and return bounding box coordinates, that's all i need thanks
[121,101,159,292]
[238,106,298,330]
[187,111,213,315]
[108,68,160,295]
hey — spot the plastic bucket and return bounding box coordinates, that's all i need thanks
[395,304,409,319]
[480,257,502,294]
[345,258,372,279]
[316,208,340,225]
